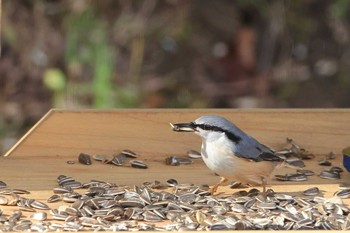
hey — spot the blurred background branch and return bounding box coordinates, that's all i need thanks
[1,0,350,154]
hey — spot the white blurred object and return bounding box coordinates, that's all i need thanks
[314,59,338,77]
[212,42,228,58]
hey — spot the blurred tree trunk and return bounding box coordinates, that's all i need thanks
[256,0,285,99]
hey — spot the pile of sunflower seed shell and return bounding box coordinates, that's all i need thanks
[76,150,148,169]
[48,176,350,231]
[0,187,51,232]
[1,175,350,232]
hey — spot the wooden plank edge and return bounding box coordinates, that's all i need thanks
[2,109,55,157]
[3,108,350,157]
[47,108,350,114]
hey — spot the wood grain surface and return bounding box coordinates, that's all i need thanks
[1,109,350,233]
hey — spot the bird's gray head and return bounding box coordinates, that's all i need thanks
[170,115,243,143]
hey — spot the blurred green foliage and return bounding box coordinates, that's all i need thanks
[65,9,115,108]
[330,0,350,19]
[43,68,66,107]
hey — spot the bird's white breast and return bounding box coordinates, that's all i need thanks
[200,133,275,185]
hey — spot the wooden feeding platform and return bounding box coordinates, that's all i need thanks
[1,109,350,232]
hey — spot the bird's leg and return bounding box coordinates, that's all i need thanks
[261,176,267,198]
[210,177,228,195]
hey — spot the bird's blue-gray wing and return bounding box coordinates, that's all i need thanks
[234,135,282,162]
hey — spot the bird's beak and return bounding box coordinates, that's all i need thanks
[170,122,195,132]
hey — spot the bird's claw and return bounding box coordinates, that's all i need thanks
[209,186,219,195]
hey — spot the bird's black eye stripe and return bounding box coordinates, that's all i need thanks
[193,123,242,143]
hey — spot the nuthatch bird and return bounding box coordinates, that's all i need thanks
[170,115,283,194]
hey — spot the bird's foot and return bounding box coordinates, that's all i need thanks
[209,177,228,195]
[209,186,218,195]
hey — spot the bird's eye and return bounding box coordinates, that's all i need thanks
[194,123,211,131]
[200,124,211,130]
